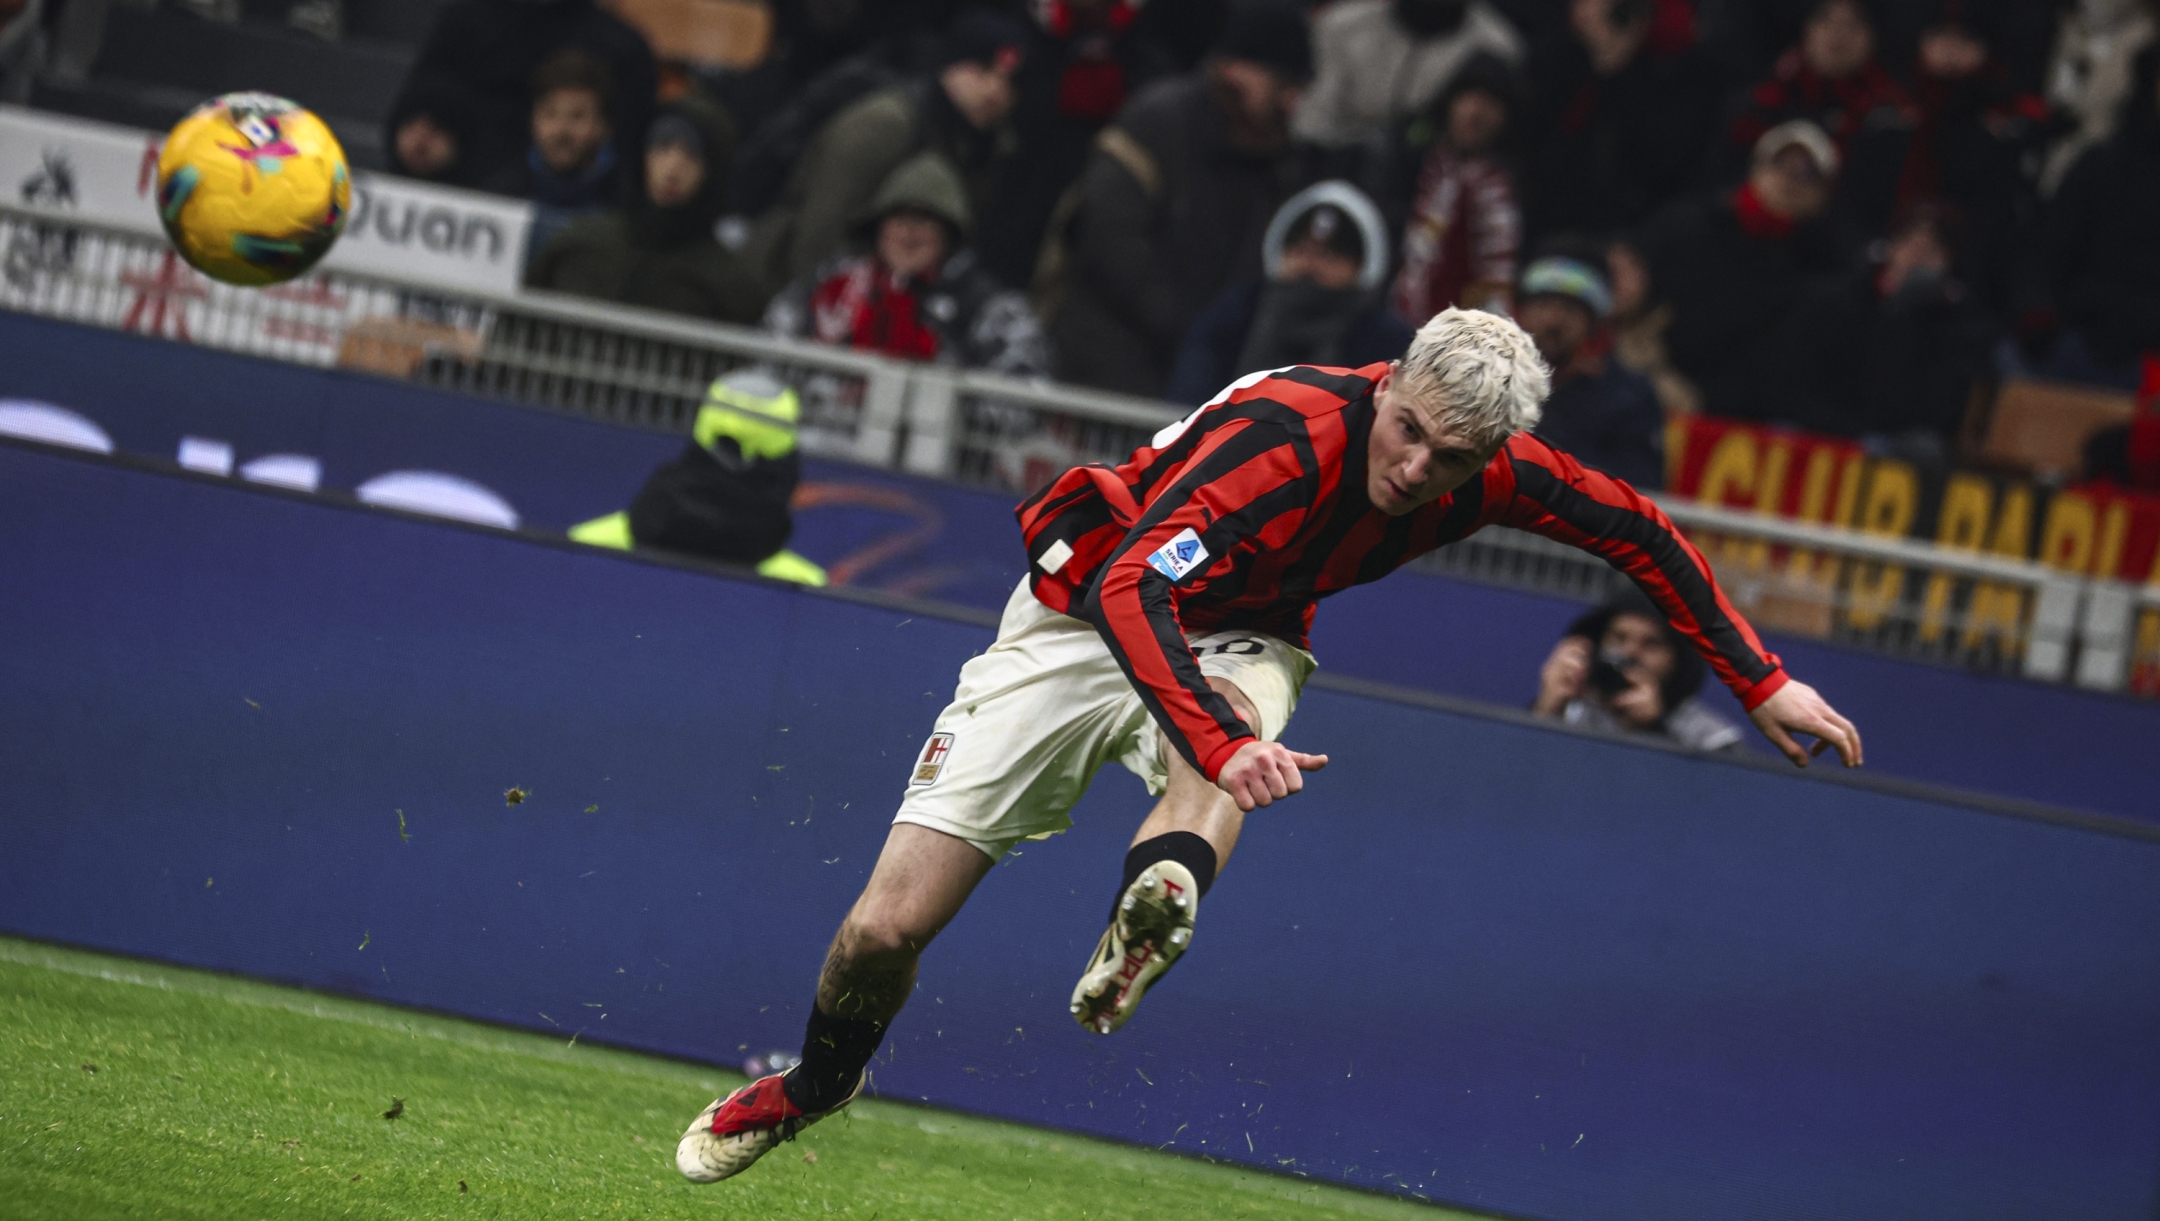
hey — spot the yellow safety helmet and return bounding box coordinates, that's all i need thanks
[694,367,801,463]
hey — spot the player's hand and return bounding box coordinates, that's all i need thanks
[1748,680,1863,769]
[1533,636,1591,715]
[1215,740,1328,811]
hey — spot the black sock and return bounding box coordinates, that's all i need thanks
[1109,831,1218,924]
[782,1004,886,1113]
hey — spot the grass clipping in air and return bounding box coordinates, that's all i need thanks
[0,937,1477,1220]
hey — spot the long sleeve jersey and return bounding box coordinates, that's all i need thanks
[1015,363,1788,782]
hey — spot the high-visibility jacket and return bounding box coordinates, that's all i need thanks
[569,369,826,586]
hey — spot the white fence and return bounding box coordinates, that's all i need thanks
[3,200,2155,695]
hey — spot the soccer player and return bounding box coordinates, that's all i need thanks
[675,309,1862,1182]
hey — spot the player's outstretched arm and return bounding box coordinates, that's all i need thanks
[1215,740,1329,811]
[1748,680,1863,769]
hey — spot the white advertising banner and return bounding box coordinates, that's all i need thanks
[0,104,534,296]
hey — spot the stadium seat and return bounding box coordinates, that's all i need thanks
[1980,377,2136,478]
[337,317,486,379]
[600,0,769,70]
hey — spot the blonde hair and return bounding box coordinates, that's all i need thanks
[1395,307,1550,449]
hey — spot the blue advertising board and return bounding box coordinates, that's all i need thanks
[3,440,2157,1220]
[3,309,2158,823]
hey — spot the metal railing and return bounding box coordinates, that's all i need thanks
[5,202,2156,696]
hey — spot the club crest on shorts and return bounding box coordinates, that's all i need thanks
[1145,528,1210,583]
[910,732,956,786]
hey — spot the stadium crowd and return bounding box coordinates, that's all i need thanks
[366,0,2160,490]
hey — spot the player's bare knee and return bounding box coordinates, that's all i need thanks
[838,907,933,962]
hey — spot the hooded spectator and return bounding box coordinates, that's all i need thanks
[1716,0,1916,238]
[1168,183,1413,403]
[974,0,1178,289]
[2030,44,2160,388]
[396,0,657,189]
[384,77,482,185]
[764,152,1053,376]
[1521,0,1723,240]
[527,96,766,325]
[1769,204,1995,453]
[1634,120,1845,420]
[1292,0,1524,149]
[485,48,624,267]
[1386,53,1521,323]
[1532,588,1747,753]
[1041,0,1310,396]
[1888,0,2049,308]
[1518,255,1665,487]
[749,9,1028,294]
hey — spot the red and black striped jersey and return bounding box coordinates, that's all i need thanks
[1015,363,1788,782]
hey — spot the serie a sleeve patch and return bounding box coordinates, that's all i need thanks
[1144,528,1210,583]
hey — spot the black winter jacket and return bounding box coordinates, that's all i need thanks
[1050,74,1301,397]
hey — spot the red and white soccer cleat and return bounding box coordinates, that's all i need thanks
[1070,860,1199,1035]
[675,1071,863,1183]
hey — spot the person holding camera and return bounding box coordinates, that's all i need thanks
[1532,589,1747,752]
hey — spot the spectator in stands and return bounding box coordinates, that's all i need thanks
[1517,255,1665,487]
[385,78,481,185]
[975,0,1178,289]
[1890,0,2049,309]
[527,96,766,325]
[1532,589,1747,753]
[1167,183,1412,403]
[1606,236,1702,415]
[2026,44,2160,390]
[1292,0,1523,150]
[1634,120,1843,420]
[730,15,941,220]
[1042,0,1310,396]
[1696,0,1820,83]
[485,48,623,268]
[749,10,1028,296]
[1714,0,1915,239]
[764,0,947,92]
[1386,53,1521,323]
[2040,0,2158,192]
[397,0,657,190]
[763,152,1053,376]
[1520,0,1723,242]
[1768,204,1995,457]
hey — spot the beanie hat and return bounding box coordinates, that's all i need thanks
[1520,257,1614,320]
[937,9,1028,72]
[647,111,705,159]
[1211,0,1314,83]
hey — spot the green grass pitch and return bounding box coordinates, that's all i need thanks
[0,936,1486,1220]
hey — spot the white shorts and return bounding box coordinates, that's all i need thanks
[893,580,1316,860]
